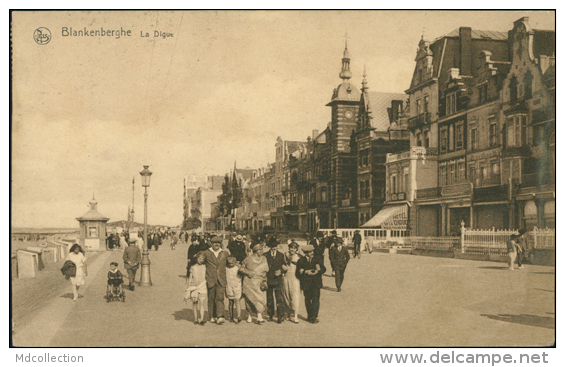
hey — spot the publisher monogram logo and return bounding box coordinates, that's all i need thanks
[33,27,51,45]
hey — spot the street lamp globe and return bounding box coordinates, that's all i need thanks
[140,165,152,187]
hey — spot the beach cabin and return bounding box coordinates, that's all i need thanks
[76,197,110,251]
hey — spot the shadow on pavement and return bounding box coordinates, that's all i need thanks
[481,313,555,329]
[532,272,555,275]
[477,266,508,270]
[173,308,196,323]
[322,286,338,292]
[535,288,554,293]
[60,293,74,299]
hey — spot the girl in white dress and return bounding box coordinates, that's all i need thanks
[66,244,87,301]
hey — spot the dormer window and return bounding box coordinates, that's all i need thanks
[446,92,457,115]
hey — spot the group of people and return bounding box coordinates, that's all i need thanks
[184,233,331,325]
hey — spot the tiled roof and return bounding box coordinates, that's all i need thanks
[440,29,507,41]
[330,82,361,103]
[366,92,407,131]
[533,29,555,59]
[76,209,109,221]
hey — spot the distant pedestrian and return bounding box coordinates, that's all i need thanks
[154,232,161,251]
[184,252,208,325]
[329,237,350,292]
[310,232,325,263]
[66,244,87,301]
[296,244,325,323]
[352,230,362,259]
[516,229,528,270]
[507,234,519,270]
[123,240,141,290]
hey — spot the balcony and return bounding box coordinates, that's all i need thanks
[473,184,508,202]
[387,146,438,163]
[416,187,441,199]
[283,205,298,212]
[387,192,406,202]
[408,112,431,130]
[441,182,472,197]
[522,171,552,188]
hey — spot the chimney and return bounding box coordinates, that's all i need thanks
[312,129,319,139]
[459,27,472,76]
[390,100,403,122]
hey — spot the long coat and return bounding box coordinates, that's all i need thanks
[295,256,326,290]
[263,250,286,286]
[202,249,229,288]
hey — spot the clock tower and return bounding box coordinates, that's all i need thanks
[326,42,360,229]
[326,41,361,153]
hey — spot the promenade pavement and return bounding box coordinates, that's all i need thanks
[13,240,555,347]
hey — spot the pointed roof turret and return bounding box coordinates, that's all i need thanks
[339,41,352,81]
[361,64,369,93]
[327,41,360,105]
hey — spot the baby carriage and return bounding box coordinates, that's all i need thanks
[106,283,126,302]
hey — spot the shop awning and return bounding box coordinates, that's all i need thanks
[361,204,408,229]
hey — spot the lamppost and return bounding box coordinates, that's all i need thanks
[139,165,153,287]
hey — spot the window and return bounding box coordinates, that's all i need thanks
[424,131,430,147]
[404,167,410,192]
[449,162,456,184]
[418,68,423,84]
[391,175,397,194]
[439,164,447,186]
[440,127,448,153]
[365,180,370,198]
[448,125,454,151]
[458,161,466,182]
[468,162,475,183]
[88,227,98,238]
[455,122,464,150]
[416,133,422,146]
[506,115,526,147]
[416,99,421,115]
[489,121,498,147]
[470,127,478,151]
[424,96,429,117]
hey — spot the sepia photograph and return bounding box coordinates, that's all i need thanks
[10,10,555,352]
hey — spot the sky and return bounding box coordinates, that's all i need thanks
[11,10,555,228]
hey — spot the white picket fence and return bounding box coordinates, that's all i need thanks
[460,221,555,255]
[527,227,556,249]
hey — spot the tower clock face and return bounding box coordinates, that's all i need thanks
[344,111,353,119]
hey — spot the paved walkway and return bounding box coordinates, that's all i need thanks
[12,240,555,347]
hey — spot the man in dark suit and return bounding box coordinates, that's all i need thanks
[329,237,350,292]
[153,232,161,251]
[202,236,229,324]
[310,231,325,263]
[263,237,288,323]
[296,244,326,323]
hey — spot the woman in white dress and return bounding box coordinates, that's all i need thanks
[66,244,88,301]
[283,241,302,323]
